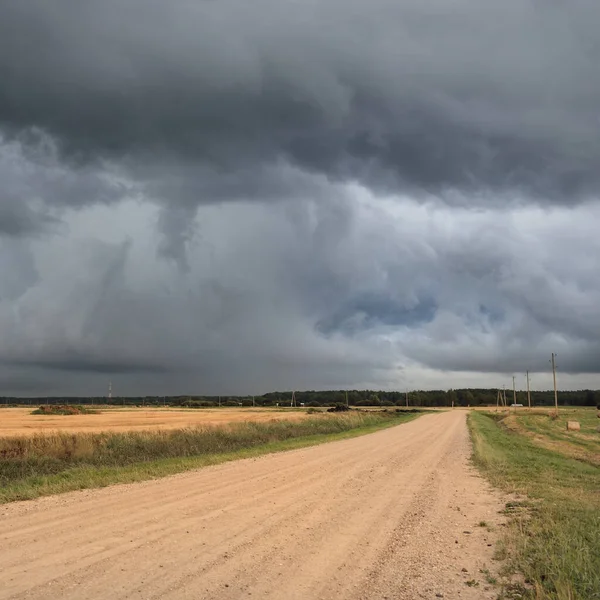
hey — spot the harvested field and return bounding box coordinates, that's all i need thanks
[0,407,307,437]
[501,406,600,466]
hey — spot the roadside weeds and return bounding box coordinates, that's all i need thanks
[0,410,422,504]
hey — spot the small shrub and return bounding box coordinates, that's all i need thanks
[31,405,99,416]
[327,403,350,412]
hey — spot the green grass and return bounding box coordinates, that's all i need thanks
[506,407,600,466]
[480,568,498,585]
[0,410,421,504]
[469,411,600,600]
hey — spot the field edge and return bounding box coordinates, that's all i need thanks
[1,411,423,505]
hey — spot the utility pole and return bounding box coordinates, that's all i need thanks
[526,371,531,410]
[512,375,517,411]
[551,353,558,414]
[405,389,409,408]
[503,384,507,410]
[345,390,349,407]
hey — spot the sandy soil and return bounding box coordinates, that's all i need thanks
[0,411,505,599]
[0,407,307,437]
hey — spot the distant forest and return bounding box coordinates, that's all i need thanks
[2,389,599,408]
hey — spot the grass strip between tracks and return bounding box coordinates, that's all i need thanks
[468,411,600,600]
[0,410,423,504]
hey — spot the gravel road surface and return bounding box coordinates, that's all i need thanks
[0,410,503,599]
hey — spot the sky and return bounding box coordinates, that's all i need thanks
[1,0,599,396]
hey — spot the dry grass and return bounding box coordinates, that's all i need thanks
[0,410,421,503]
[0,407,309,437]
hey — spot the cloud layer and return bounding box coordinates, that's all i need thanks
[0,0,599,395]
[1,191,599,395]
[3,0,600,202]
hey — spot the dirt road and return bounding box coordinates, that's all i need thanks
[0,407,307,437]
[0,411,503,599]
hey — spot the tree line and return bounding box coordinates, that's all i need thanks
[1,388,599,408]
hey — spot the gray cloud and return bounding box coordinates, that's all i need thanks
[0,238,39,300]
[0,130,133,239]
[0,199,54,237]
[0,1,599,396]
[1,0,599,208]
[1,195,599,396]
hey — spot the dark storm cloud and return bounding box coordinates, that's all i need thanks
[0,238,39,300]
[0,130,133,238]
[1,0,599,206]
[156,204,198,269]
[1,1,600,396]
[4,354,168,375]
[316,294,437,335]
[1,195,600,395]
[0,199,54,237]
[0,370,54,393]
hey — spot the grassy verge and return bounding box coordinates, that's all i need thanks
[469,411,600,600]
[0,410,421,504]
